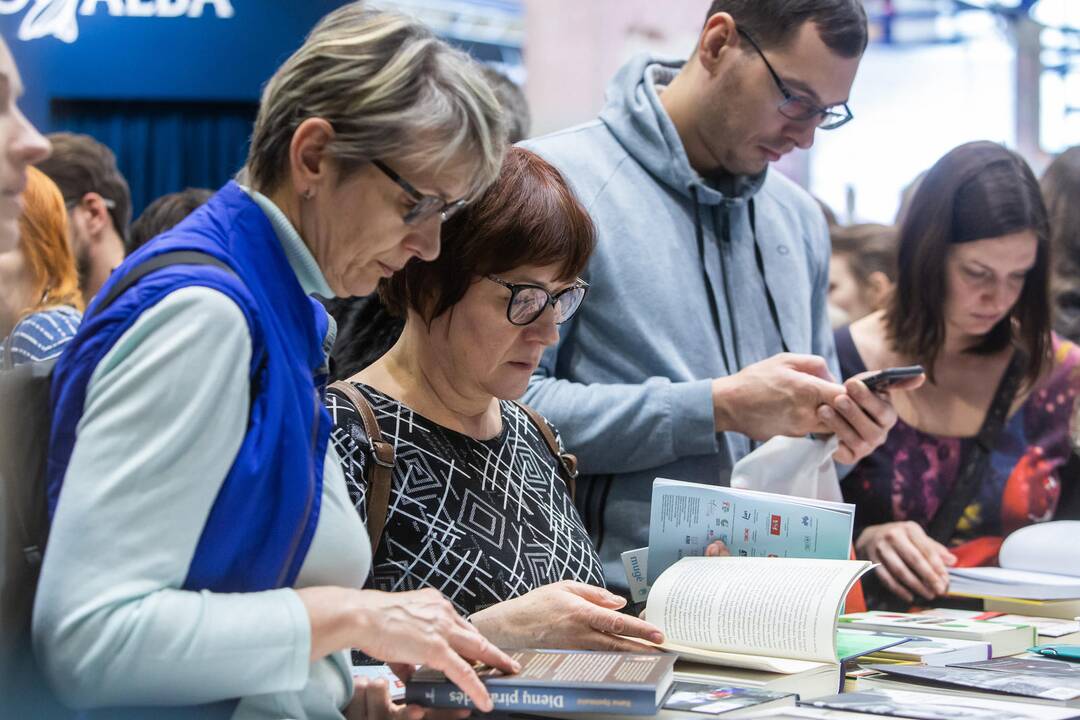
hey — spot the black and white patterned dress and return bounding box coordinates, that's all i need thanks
[327,382,605,617]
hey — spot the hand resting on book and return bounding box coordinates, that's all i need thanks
[468,581,665,652]
[855,521,957,603]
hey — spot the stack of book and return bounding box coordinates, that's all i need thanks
[838,610,1036,657]
[948,521,1080,604]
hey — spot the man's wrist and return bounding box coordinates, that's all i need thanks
[711,376,737,433]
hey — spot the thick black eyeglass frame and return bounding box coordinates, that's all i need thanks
[735,27,853,131]
[372,159,467,225]
[486,275,590,326]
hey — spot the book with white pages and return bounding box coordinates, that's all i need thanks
[644,557,896,675]
[929,607,1080,642]
[949,521,1080,600]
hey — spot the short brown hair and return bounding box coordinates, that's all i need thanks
[884,141,1051,387]
[830,223,898,286]
[706,0,868,57]
[17,167,83,317]
[128,187,213,254]
[381,147,595,323]
[36,132,131,241]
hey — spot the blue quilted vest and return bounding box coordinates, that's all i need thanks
[47,183,331,713]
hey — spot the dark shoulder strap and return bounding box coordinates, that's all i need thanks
[91,251,233,320]
[833,324,868,379]
[329,381,395,555]
[513,400,577,501]
[927,350,1027,543]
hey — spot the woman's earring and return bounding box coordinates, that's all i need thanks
[303,188,315,200]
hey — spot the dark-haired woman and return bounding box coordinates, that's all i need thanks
[837,141,1080,609]
[329,148,667,664]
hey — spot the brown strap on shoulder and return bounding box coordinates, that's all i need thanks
[329,381,395,555]
[513,401,577,501]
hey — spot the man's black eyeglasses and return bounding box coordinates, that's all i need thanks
[486,276,589,326]
[372,160,468,225]
[736,27,853,131]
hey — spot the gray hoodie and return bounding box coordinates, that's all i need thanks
[521,54,837,591]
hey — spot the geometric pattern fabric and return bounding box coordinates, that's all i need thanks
[327,382,606,618]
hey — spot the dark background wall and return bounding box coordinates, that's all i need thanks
[1,1,349,217]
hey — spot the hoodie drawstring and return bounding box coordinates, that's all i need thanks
[692,187,731,378]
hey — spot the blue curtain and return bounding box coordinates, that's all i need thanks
[50,100,257,219]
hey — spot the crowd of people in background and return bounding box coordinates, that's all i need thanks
[1,0,1078,718]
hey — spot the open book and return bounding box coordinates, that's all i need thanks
[644,557,892,674]
[647,479,856,583]
[949,521,1080,600]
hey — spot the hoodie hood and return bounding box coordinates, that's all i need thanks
[599,53,765,207]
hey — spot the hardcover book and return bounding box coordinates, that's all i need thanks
[838,610,1036,657]
[404,649,675,715]
[859,635,991,666]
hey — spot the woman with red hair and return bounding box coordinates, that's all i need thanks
[0,165,83,367]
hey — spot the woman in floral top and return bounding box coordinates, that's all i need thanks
[837,141,1080,609]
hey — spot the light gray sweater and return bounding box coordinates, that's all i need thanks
[522,55,837,591]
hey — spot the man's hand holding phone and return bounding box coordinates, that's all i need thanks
[818,365,925,465]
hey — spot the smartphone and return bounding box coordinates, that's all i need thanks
[861,365,925,392]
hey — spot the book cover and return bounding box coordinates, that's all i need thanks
[863,662,1080,703]
[661,682,795,715]
[807,687,1080,719]
[404,649,675,715]
[929,607,1080,640]
[861,635,991,666]
[838,611,1036,657]
[951,655,1080,679]
[647,478,855,583]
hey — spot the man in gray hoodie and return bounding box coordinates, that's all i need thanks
[522,0,906,591]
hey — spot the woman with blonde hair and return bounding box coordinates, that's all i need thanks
[0,166,82,367]
[36,4,513,718]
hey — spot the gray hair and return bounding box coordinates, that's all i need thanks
[246,3,506,199]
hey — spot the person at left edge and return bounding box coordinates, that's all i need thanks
[35,4,512,719]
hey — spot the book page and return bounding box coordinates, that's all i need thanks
[647,479,855,583]
[645,557,870,663]
[999,521,1080,578]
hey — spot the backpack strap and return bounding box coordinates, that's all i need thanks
[90,251,233,321]
[513,401,578,501]
[329,381,395,555]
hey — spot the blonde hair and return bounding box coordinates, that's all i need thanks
[246,3,506,199]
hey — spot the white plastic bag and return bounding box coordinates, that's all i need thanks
[730,435,843,502]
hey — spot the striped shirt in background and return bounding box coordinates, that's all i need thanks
[1,306,82,368]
